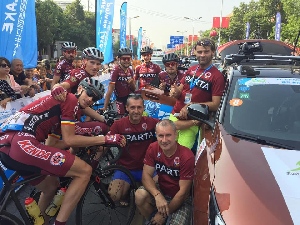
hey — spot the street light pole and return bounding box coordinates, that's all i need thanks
[129,16,139,50]
[218,0,224,46]
[184,17,202,54]
[177,30,187,56]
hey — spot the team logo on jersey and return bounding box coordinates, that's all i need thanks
[204,72,212,79]
[93,126,102,135]
[157,152,161,158]
[71,77,77,82]
[174,157,180,167]
[50,152,66,166]
[142,123,147,130]
[56,70,60,74]
[18,140,51,160]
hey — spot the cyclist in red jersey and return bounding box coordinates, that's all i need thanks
[51,42,77,88]
[135,120,195,225]
[0,78,126,225]
[103,47,136,112]
[52,47,107,124]
[155,53,185,93]
[135,46,161,90]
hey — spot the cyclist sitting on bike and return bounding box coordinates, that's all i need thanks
[107,94,159,205]
[0,79,126,225]
[52,47,107,125]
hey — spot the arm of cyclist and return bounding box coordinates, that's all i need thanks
[127,78,136,91]
[102,82,115,111]
[81,107,105,122]
[142,164,169,215]
[45,134,69,149]
[51,75,61,89]
[61,123,126,148]
[169,84,183,99]
[51,82,70,101]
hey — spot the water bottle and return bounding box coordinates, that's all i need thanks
[24,197,45,225]
[45,187,67,217]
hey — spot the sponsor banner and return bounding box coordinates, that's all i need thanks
[120,2,127,48]
[245,22,250,39]
[137,27,142,59]
[262,147,300,224]
[144,100,173,120]
[0,0,37,69]
[96,0,115,64]
[275,12,281,41]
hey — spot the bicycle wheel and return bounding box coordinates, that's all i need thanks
[76,165,137,225]
[0,211,23,225]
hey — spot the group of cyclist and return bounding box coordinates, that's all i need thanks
[0,36,225,225]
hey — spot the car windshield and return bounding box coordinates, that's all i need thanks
[223,77,300,149]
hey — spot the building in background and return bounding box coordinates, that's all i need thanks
[53,0,73,10]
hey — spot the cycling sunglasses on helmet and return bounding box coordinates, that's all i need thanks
[83,86,99,102]
[197,40,215,48]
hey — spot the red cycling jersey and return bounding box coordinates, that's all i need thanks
[64,68,91,93]
[172,64,225,113]
[54,59,74,83]
[135,62,161,90]
[110,65,134,98]
[144,142,195,198]
[109,116,159,170]
[158,70,185,92]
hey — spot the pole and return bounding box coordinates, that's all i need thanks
[129,17,132,49]
[218,0,224,46]
[192,22,194,49]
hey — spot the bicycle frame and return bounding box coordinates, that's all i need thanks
[0,167,43,225]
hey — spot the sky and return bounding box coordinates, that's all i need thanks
[81,0,252,49]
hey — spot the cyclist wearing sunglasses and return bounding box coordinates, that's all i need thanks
[0,78,126,225]
[51,47,107,124]
[51,41,77,88]
[103,47,135,112]
[169,38,225,149]
[135,46,161,90]
[154,53,185,93]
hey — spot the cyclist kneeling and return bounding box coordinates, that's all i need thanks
[0,78,126,225]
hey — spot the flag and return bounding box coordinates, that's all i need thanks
[212,17,220,28]
[188,35,198,42]
[0,0,37,68]
[222,17,230,28]
[120,2,127,48]
[96,0,115,64]
[275,12,281,41]
[137,27,142,59]
[245,22,250,39]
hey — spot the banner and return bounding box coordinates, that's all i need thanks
[0,1,37,69]
[275,12,281,41]
[137,27,142,59]
[120,2,127,48]
[96,0,115,64]
[245,22,250,39]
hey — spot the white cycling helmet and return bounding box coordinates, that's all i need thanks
[82,47,104,62]
[61,42,77,50]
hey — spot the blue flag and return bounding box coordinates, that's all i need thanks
[96,0,115,64]
[0,1,37,69]
[120,2,127,48]
[245,22,250,39]
[275,12,281,41]
[137,27,142,59]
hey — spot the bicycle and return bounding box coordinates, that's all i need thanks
[0,143,138,225]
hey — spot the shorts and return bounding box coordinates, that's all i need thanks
[169,114,199,149]
[0,131,75,185]
[138,185,192,225]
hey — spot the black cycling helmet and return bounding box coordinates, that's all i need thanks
[82,47,104,62]
[79,77,105,101]
[140,46,153,55]
[162,53,180,64]
[118,47,132,57]
[61,42,77,50]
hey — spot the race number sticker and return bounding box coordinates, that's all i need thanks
[229,98,243,107]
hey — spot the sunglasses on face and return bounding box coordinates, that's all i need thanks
[121,57,131,62]
[0,63,10,68]
[64,50,76,54]
[142,54,151,57]
[83,87,99,102]
[165,62,177,67]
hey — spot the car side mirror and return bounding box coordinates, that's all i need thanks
[187,104,214,128]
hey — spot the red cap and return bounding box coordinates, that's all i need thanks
[25,197,34,205]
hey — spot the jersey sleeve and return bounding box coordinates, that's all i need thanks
[64,70,81,90]
[143,142,156,167]
[110,67,118,83]
[180,153,195,181]
[108,119,120,135]
[60,94,78,126]
[54,61,63,78]
[212,69,225,96]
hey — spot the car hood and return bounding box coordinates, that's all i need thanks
[213,125,299,225]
